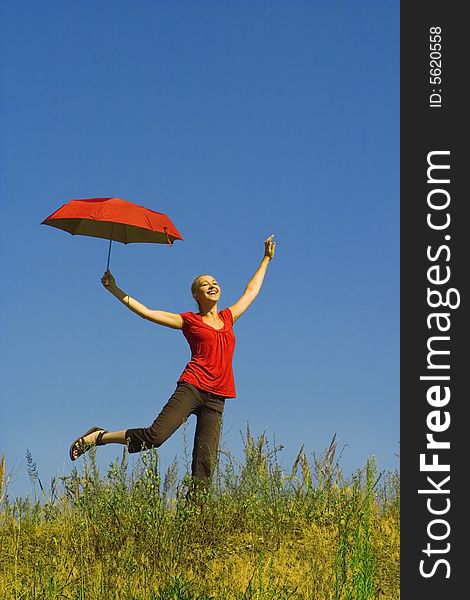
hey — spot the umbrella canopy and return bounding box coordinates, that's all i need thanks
[42,197,183,268]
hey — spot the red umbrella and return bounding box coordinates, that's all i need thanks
[42,197,183,269]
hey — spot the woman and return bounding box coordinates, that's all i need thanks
[69,234,276,483]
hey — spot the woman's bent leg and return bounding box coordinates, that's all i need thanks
[125,382,199,453]
[100,430,127,444]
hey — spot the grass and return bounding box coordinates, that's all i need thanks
[0,430,399,599]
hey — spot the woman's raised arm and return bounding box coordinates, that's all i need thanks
[228,234,276,323]
[101,271,183,329]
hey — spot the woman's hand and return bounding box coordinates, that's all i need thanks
[264,234,276,260]
[229,234,276,322]
[101,270,116,290]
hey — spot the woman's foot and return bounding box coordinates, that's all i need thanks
[69,426,107,461]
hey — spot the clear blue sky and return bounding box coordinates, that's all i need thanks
[0,0,399,499]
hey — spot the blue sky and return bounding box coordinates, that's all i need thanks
[0,0,399,499]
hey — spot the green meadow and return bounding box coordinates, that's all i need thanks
[0,431,399,599]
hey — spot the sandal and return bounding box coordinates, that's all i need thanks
[69,426,108,461]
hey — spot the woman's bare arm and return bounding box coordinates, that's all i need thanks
[228,234,276,323]
[101,271,183,329]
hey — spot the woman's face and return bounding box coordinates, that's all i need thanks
[193,274,221,305]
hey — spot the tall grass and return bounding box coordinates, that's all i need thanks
[0,432,399,599]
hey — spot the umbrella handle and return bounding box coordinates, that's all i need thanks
[106,239,113,271]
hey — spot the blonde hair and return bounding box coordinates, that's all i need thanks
[190,274,207,310]
[191,274,206,299]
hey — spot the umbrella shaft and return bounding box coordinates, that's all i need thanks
[107,239,112,271]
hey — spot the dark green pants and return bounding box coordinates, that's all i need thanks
[125,381,225,481]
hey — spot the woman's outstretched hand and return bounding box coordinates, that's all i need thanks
[101,270,116,290]
[264,234,276,260]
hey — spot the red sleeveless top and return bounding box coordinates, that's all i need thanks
[178,308,236,398]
